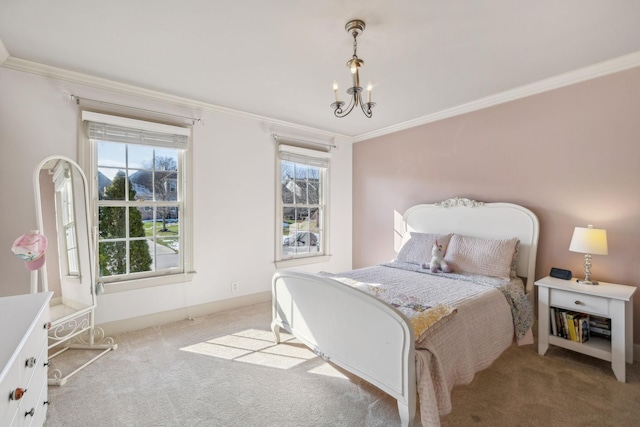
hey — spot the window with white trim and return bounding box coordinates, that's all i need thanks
[277,144,329,263]
[82,112,192,285]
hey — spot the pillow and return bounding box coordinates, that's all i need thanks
[510,240,520,278]
[444,234,519,279]
[396,232,452,266]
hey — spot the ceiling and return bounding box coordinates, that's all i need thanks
[1,1,640,139]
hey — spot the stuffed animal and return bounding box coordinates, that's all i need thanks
[425,240,452,273]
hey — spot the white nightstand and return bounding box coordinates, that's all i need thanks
[535,276,636,382]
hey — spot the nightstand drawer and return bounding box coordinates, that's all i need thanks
[550,289,608,316]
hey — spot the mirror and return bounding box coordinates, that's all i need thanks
[34,156,116,386]
[34,156,95,325]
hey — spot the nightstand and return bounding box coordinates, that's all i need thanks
[535,276,636,382]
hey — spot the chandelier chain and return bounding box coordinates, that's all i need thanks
[353,32,358,58]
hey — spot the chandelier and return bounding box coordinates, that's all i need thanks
[331,19,376,118]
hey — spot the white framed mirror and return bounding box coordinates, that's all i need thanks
[34,155,116,386]
[34,155,95,313]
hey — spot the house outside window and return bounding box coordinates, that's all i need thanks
[82,112,193,287]
[277,144,330,265]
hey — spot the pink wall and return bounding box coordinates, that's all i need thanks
[353,67,640,343]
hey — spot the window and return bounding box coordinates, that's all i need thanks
[82,112,192,286]
[277,144,330,264]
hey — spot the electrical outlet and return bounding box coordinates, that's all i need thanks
[231,281,239,292]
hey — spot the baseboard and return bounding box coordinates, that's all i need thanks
[97,291,271,337]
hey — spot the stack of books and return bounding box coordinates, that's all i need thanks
[549,307,590,343]
[589,315,612,340]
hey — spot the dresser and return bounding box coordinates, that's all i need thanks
[535,276,635,382]
[0,292,52,426]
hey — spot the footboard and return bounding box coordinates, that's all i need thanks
[271,271,416,426]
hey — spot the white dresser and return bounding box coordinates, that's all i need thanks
[0,292,52,426]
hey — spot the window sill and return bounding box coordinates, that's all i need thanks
[101,271,196,294]
[275,255,331,269]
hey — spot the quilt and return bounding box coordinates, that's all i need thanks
[322,263,533,427]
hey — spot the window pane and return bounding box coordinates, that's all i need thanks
[97,141,126,168]
[294,163,308,180]
[99,206,126,238]
[156,237,179,269]
[282,178,294,204]
[297,180,309,204]
[99,241,126,276]
[129,207,147,238]
[308,171,320,204]
[130,238,153,273]
[156,207,179,235]
[128,144,154,170]
[155,171,178,201]
[129,169,152,201]
[155,149,178,171]
[282,160,295,182]
[101,170,128,201]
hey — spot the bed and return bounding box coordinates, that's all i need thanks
[271,197,539,426]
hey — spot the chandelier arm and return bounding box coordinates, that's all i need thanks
[333,94,357,118]
[359,99,375,118]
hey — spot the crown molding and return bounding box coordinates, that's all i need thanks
[3,50,640,145]
[354,50,640,142]
[1,56,353,144]
[0,38,9,66]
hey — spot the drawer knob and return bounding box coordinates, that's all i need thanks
[574,300,585,306]
[44,360,50,367]
[10,387,25,401]
[25,357,37,368]
[44,321,52,330]
[44,400,51,406]
[25,408,35,417]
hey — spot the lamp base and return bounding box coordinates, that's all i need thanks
[576,279,599,285]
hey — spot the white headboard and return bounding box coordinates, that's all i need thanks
[403,198,539,293]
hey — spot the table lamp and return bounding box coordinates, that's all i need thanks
[569,225,608,285]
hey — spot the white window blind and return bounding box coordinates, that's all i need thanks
[279,145,330,168]
[82,111,189,149]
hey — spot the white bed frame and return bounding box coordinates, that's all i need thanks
[271,198,539,426]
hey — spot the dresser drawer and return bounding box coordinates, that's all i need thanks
[550,288,608,316]
[1,360,21,427]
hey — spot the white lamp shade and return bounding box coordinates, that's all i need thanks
[569,226,608,255]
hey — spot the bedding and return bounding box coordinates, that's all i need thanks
[322,262,533,427]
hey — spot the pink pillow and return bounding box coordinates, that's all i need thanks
[444,234,518,279]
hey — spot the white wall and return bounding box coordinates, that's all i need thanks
[0,67,353,325]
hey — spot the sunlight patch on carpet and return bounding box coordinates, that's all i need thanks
[180,328,316,369]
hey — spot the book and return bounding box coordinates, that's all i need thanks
[590,326,611,336]
[578,314,589,343]
[565,312,577,341]
[550,307,558,336]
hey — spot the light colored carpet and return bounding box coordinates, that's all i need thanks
[44,301,640,427]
